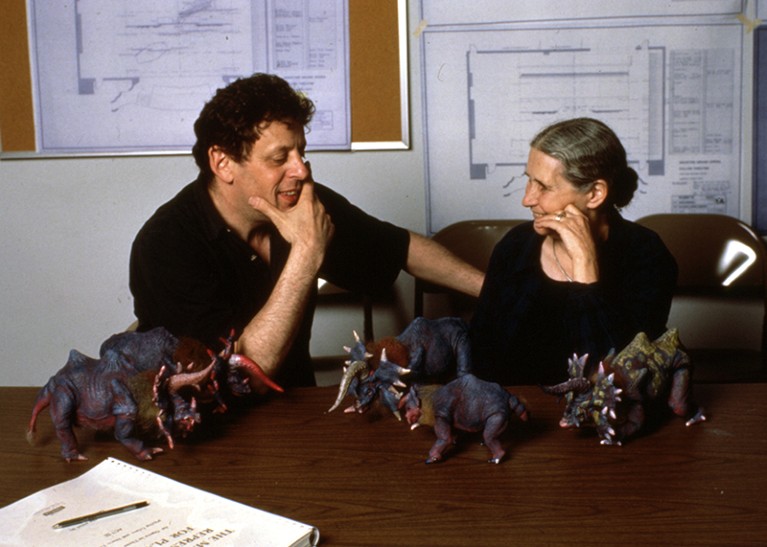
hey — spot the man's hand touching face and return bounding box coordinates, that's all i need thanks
[249,179,335,258]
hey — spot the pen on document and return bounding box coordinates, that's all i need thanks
[52,500,150,529]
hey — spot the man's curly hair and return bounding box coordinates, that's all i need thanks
[192,73,315,181]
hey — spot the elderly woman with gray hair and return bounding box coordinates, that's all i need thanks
[470,117,677,385]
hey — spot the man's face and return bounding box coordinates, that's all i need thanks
[229,119,310,222]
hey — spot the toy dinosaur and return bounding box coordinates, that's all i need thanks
[327,317,473,418]
[398,374,529,464]
[541,328,706,445]
[27,327,282,461]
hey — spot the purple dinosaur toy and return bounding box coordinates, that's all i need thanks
[27,327,282,461]
[328,317,474,418]
[398,374,529,464]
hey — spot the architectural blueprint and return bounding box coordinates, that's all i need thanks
[28,0,349,153]
[420,0,748,233]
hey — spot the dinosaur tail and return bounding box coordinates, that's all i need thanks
[26,386,51,445]
[508,394,530,422]
[227,354,284,393]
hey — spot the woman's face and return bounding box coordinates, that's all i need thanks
[522,148,592,233]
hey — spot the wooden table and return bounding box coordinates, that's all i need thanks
[1,384,765,546]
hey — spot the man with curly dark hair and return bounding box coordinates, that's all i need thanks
[130,73,483,389]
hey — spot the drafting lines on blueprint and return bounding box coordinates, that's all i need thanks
[467,41,653,180]
[29,0,349,153]
[421,21,744,233]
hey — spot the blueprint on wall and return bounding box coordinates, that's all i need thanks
[420,0,747,233]
[28,0,349,154]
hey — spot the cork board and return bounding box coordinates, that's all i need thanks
[0,0,407,154]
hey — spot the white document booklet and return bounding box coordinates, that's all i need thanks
[0,457,319,547]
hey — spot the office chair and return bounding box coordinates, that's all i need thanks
[414,219,526,320]
[636,213,767,381]
[316,279,375,342]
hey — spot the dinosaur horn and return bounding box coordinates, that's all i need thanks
[228,354,284,393]
[540,377,591,396]
[218,328,237,360]
[167,358,217,395]
[328,359,369,413]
